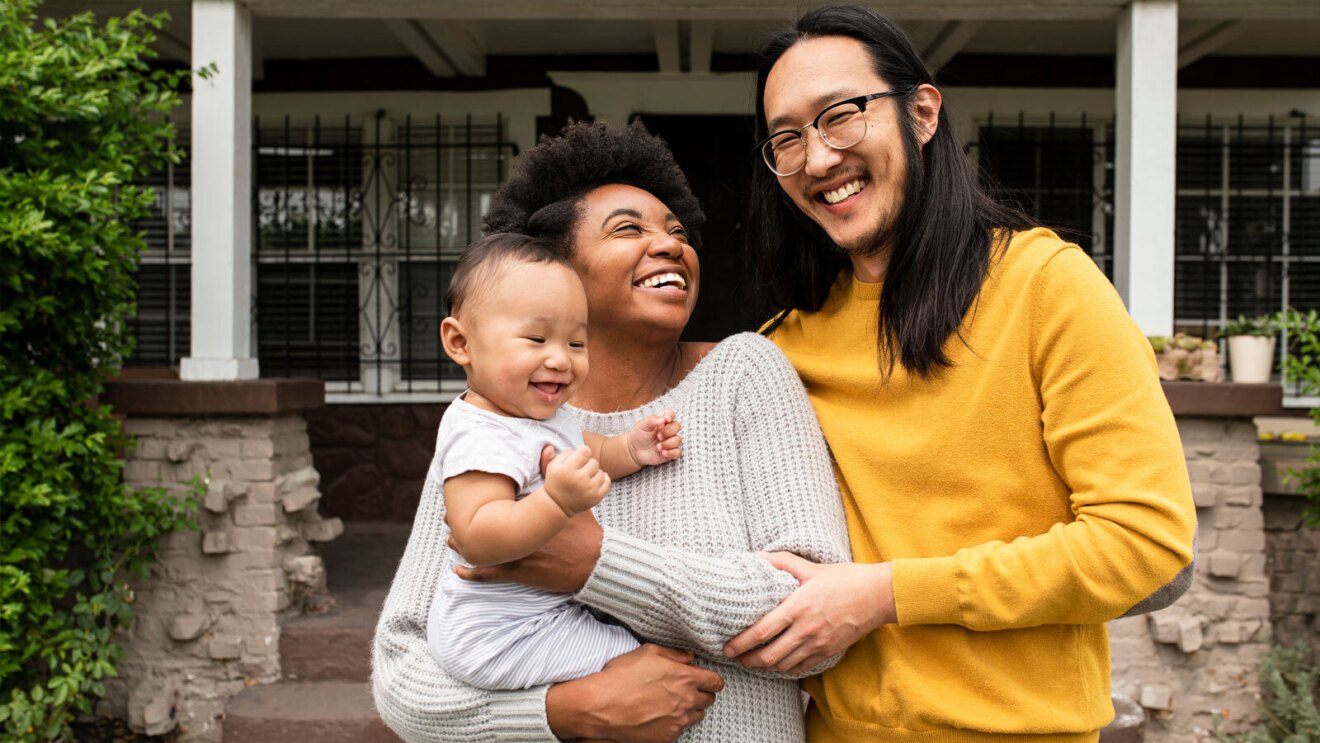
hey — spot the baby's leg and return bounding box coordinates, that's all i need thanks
[441,602,639,690]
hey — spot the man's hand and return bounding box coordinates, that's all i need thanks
[627,410,683,467]
[454,510,604,592]
[544,445,610,516]
[546,644,724,743]
[723,553,897,675]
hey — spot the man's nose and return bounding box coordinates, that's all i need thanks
[802,128,844,178]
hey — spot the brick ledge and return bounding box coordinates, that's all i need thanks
[1162,381,1295,418]
[104,378,325,416]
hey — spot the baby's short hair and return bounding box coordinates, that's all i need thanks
[446,233,573,317]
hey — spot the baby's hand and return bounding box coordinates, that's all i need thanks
[543,445,610,517]
[627,410,683,467]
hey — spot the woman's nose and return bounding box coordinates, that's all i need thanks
[647,231,682,257]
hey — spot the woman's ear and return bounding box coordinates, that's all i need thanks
[910,83,943,147]
[440,316,471,366]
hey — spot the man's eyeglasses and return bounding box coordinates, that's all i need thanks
[757,90,909,177]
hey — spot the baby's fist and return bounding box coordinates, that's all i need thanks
[628,410,683,467]
[544,446,610,516]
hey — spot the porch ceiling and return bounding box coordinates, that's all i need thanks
[48,1,1320,63]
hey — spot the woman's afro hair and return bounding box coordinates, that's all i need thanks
[482,120,705,251]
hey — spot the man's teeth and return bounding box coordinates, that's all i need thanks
[822,179,867,205]
[637,273,687,290]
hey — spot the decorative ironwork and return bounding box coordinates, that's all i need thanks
[252,112,514,394]
[971,111,1319,342]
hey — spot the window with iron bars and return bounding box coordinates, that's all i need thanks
[973,112,1319,380]
[125,113,515,399]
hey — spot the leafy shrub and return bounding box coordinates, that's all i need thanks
[1214,642,1320,742]
[0,2,198,739]
[1276,308,1320,525]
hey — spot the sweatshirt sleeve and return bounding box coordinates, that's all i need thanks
[576,334,853,673]
[891,246,1197,630]
[372,476,559,743]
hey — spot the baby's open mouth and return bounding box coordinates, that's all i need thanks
[634,272,687,291]
[531,382,565,397]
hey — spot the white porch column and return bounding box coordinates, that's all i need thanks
[1114,0,1178,336]
[182,0,258,380]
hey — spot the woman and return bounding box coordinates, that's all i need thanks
[372,121,851,743]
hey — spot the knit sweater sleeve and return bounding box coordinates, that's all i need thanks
[372,474,559,742]
[576,334,852,672]
[891,246,1198,630]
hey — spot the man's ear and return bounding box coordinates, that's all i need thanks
[910,83,943,147]
[440,316,471,366]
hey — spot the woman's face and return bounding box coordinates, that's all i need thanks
[569,183,699,338]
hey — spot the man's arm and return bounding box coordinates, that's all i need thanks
[726,247,1197,673]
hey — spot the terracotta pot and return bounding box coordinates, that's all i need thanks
[1227,335,1276,383]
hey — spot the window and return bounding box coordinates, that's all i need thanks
[126,113,513,398]
[974,116,1115,276]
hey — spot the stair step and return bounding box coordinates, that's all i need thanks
[281,521,407,682]
[282,623,373,682]
[223,681,401,743]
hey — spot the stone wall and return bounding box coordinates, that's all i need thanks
[1263,493,1320,657]
[306,403,443,521]
[1108,418,1271,742]
[104,413,342,741]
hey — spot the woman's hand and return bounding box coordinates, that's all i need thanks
[453,510,604,592]
[723,553,896,675]
[546,644,724,743]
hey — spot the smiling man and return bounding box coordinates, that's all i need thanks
[729,6,1199,743]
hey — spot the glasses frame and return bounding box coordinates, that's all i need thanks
[757,90,908,177]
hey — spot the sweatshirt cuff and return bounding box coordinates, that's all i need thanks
[891,555,962,626]
[487,685,560,742]
[576,526,669,617]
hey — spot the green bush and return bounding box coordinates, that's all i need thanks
[1276,308,1320,525]
[0,2,198,739]
[1214,642,1320,742]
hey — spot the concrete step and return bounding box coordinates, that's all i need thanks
[223,680,401,742]
[282,521,409,682]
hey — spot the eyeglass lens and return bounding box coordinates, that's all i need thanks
[763,101,868,176]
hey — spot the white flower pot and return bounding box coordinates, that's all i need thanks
[1227,335,1276,383]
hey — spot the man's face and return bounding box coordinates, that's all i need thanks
[762,36,923,255]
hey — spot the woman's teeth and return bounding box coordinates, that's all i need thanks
[636,273,687,290]
[822,179,867,205]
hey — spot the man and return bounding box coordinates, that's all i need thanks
[724,6,1197,742]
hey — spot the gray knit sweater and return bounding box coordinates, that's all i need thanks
[372,333,852,742]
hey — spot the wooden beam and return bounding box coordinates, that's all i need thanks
[1178,20,1242,68]
[653,20,681,73]
[382,18,457,77]
[922,20,983,74]
[689,20,714,74]
[417,20,486,76]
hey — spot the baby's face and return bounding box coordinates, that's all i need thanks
[459,261,590,420]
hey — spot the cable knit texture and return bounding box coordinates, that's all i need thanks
[373,332,852,742]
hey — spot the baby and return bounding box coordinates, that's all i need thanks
[426,233,682,690]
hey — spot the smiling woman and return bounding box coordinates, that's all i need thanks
[372,120,852,743]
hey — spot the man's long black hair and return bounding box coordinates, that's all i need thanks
[750,5,1033,380]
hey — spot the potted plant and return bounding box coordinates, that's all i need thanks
[1219,314,1277,383]
[1149,333,1221,382]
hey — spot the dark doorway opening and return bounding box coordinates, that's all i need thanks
[633,114,769,343]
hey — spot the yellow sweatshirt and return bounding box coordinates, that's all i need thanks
[769,228,1196,743]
